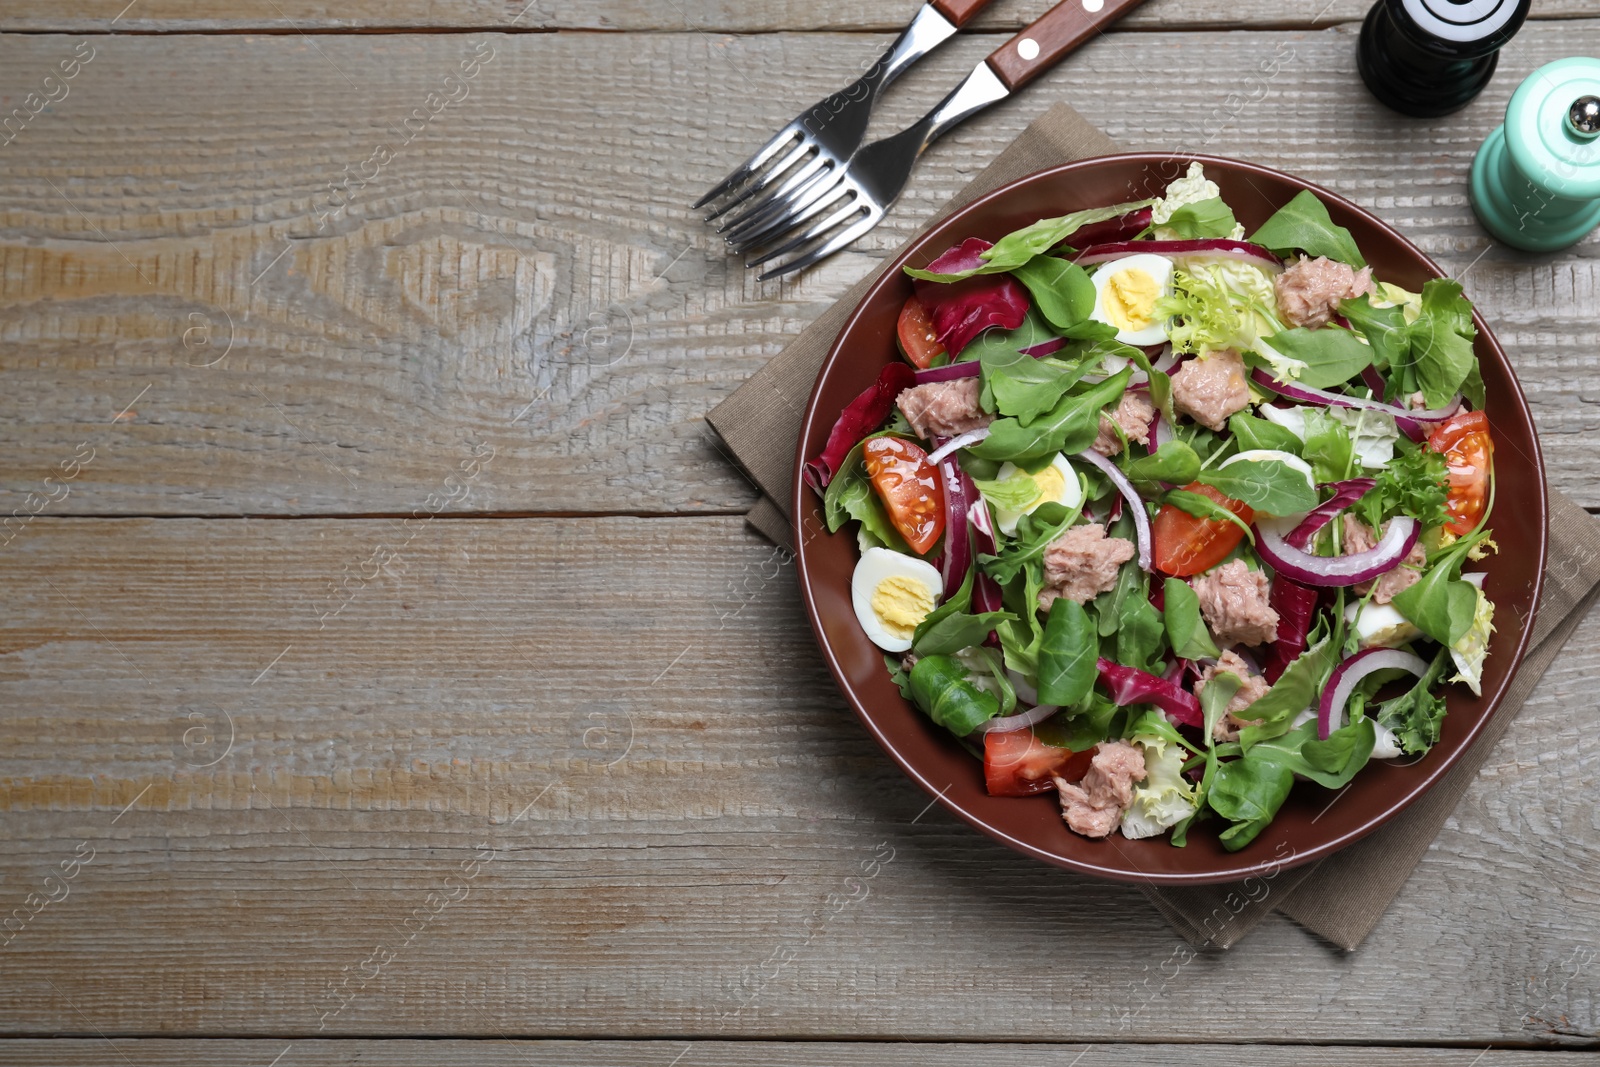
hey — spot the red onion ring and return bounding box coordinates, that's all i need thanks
[1250,368,1463,442]
[1318,647,1429,740]
[967,499,1005,616]
[926,428,990,465]
[912,360,980,384]
[1256,515,1418,587]
[1019,337,1068,358]
[976,702,1062,735]
[937,455,975,594]
[1073,238,1284,273]
[1285,478,1377,549]
[1076,448,1152,572]
[1149,410,1176,452]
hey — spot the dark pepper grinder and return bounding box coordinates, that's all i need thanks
[1358,0,1531,117]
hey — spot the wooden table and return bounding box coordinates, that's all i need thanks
[1,2,1597,1063]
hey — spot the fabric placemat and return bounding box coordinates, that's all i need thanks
[705,102,1600,950]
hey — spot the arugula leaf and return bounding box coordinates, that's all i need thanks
[983,500,1084,586]
[1158,196,1238,240]
[1409,279,1478,409]
[1248,189,1366,267]
[1121,441,1202,490]
[1352,437,1450,530]
[1229,412,1304,454]
[1163,577,1221,660]
[1300,409,1354,484]
[1009,256,1097,332]
[905,201,1158,282]
[979,343,1087,424]
[1373,647,1451,755]
[1339,295,1409,379]
[1209,757,1296,851]
[1195,459,1318,517]
[968,367,1134,464]
[908,654,999,735]
[1262,326,1374,389]
[885,653,914,702]
[1037,597,1098,706]
[821,436,912,551]
[1236,636,1339,749]
[1164,488,1256,544]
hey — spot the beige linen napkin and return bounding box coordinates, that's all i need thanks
[706,103,1600,951]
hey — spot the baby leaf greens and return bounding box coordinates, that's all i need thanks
[904,200,1157,282]
[1248,189,1366,267]
[1037,598,1097,706]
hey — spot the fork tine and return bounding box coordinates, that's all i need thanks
[692,124,802,209]
[745,195,863,268]
[715,150,839,237]
[756,211,883,282]
[702,139,815,223]
[728,177,852,255]
[715,150,835,233]
[720,166,844,248]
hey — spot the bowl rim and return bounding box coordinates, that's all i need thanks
[791,151,1548,885]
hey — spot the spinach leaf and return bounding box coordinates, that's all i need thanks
[1300,409,1354,484]
[1122,440,1201,490]
[1229,412,1304,455]
[1248,189,1366,267]
[1093,526,1142,639]
[1262,326,1374,389]
[1164,488,1255,543]
[1159,196,1238,240]
[1117,593,1169,676]
[1209,757,1296,851]
[995,559,1047,678]
[821,436,911,551]
[1373,647,1451,755]
[1035,695,1123,752]
[1199,670,1243,748]
[904,200,1157,282]
[968,367,1134,464]
[1195,458,1318,517]
[914,610,1017,656]
[1009,255,1097,332]
[980,344,1088,423]
[1245,718,1375,789]
[1163,577,1221,660]
[1037,597,1098,706]
[1409,279,1478,409]
[1390,561,1478,647]
[1339,295,1408,377]
[908,654,999,735]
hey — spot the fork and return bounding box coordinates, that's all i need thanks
[739,0,1152,281]
[694,1,996,229]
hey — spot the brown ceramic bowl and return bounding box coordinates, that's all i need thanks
[792,153,1547,886]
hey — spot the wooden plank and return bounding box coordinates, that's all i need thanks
[0,515,1596,1042]
[1,1040,1596,1066]
[1,26,1599,517]
[6,0,1583,34]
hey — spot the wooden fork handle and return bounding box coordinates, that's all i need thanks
[986,0,1151,91]
[931,0,996,28]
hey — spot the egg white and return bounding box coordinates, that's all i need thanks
[1089,253,1176,348]
[988,454,1083,536]
[851,547,944,653]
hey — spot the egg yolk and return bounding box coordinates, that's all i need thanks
[1103,268,1160,332]
[1030,463,1065,506]
[871,575,936,640]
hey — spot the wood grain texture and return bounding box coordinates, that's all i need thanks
[2,0,1571,34]
[2,1040,1598,1066]
[2,25,1599,517]
[0,515,1595,1042]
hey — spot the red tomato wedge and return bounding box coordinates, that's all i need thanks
[863,437,945,555]
[1151,482,1255,577]
[1427,410,1493,536]
[984,729,1095,797]
[896,296,947,369]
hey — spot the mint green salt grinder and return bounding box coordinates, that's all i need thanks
[1470,57,1600,251]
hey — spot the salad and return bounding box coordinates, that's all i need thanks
[807,164,1497,850]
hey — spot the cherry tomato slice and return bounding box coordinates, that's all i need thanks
[863,437,945,555]
[1427,410,1493,536]
[984,729,1096,797]
[1151,482,1255,577]
[896,296,946,370]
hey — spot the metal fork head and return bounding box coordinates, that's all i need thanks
[694,4,958,222]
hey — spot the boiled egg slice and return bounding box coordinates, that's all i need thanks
[986,454,1082,536]
[851,547,944,653]
[1089,253,1175,348]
